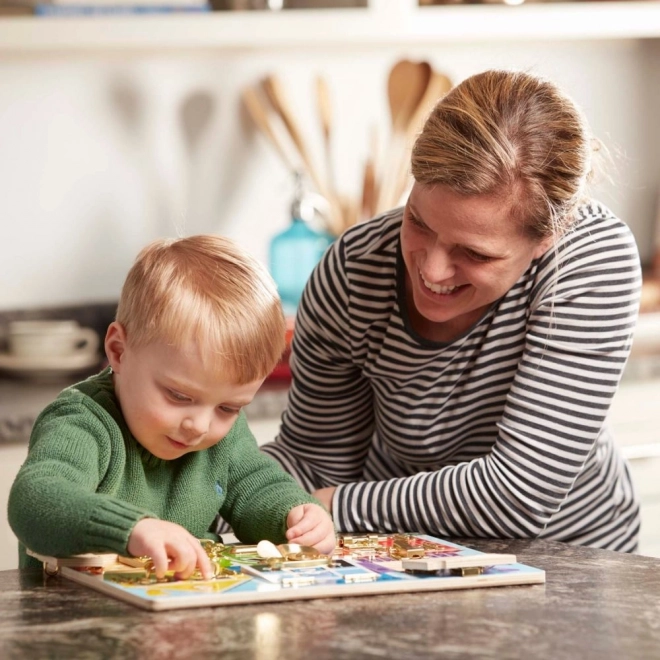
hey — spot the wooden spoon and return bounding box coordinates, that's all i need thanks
[361,157,376,221]
[390,70,454,208]
[388,60,432,135]
[377,60,433,213]
[405,70,453,144]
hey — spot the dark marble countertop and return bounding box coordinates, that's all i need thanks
[0,538,658,660]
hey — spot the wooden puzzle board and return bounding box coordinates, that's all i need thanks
[43,534,545,611]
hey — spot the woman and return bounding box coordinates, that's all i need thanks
[262,69,642,551]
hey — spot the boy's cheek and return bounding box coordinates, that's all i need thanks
[138,407,173,431]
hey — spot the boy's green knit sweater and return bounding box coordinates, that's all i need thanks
[8,369,319,570]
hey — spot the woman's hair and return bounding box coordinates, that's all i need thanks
[411,69,596,242]
[116,235,285,384]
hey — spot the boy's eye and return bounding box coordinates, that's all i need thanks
[167,389,191,403]
[218,406,239,415]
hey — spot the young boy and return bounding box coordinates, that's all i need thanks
[8,235,335,580]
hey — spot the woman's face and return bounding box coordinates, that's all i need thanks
[401,182,552,340]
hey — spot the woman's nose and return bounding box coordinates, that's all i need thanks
[423,244,456,281]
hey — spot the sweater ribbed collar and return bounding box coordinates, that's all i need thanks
[134,442,169,470]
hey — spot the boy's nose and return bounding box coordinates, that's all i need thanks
[181,413,210,439]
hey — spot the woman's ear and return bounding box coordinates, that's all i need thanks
[105,322,128,373]
[532,235,555,260]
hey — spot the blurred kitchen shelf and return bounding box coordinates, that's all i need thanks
[411,1,660,42]
[3,1,660,53]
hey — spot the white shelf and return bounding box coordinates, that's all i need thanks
[0,7,380,53]
[1,2,660,53]
[412,1,660,42]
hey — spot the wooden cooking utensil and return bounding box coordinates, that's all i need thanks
[315,74,336,195]
[241,86,298,173]
[262,74,343,235]
[388,60,432,135]
[261,75,324,195]
[364,124,380,220]
[405,70,453,144]
[390,70,454,208]
[376,60,433,213]
[361,157,376,221]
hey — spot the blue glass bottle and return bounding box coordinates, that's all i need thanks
[269,175,335,317]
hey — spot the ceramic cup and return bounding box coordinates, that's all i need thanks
[7,320,100,359]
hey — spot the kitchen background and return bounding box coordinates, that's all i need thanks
[1,0,660,568]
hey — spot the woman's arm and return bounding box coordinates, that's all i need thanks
[261,235,376,491]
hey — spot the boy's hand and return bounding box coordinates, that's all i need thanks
[127,518,214,580]
[285,503,336,555]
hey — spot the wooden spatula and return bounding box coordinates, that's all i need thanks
[241,86,298,173]
[315,74,336,196]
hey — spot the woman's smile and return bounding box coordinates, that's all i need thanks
[419,269,468,296]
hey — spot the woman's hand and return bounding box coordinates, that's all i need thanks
[285,503,336,555]
[312,486,337,513]
[127,518,214,580]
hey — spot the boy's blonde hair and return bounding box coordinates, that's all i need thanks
[116,235,286,384]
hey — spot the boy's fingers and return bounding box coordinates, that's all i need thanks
[287,532,317,547]
[288,513,336,554]
[286,523,313,540]
[149,547,170,578]
[167,544,193,577]
[320,532,338,555]
[287,521,324,547]
[193,541,214,579]
[172,537,211,580]
[286,510,320,539]
[286,505,305,528]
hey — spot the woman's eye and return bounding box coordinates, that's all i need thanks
[405,210,426,230]
[464,249,493,263]
[406,212,426,230]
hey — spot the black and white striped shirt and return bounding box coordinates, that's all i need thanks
[262,202,642,551]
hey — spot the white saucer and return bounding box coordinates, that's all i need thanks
[0,351,101,381]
